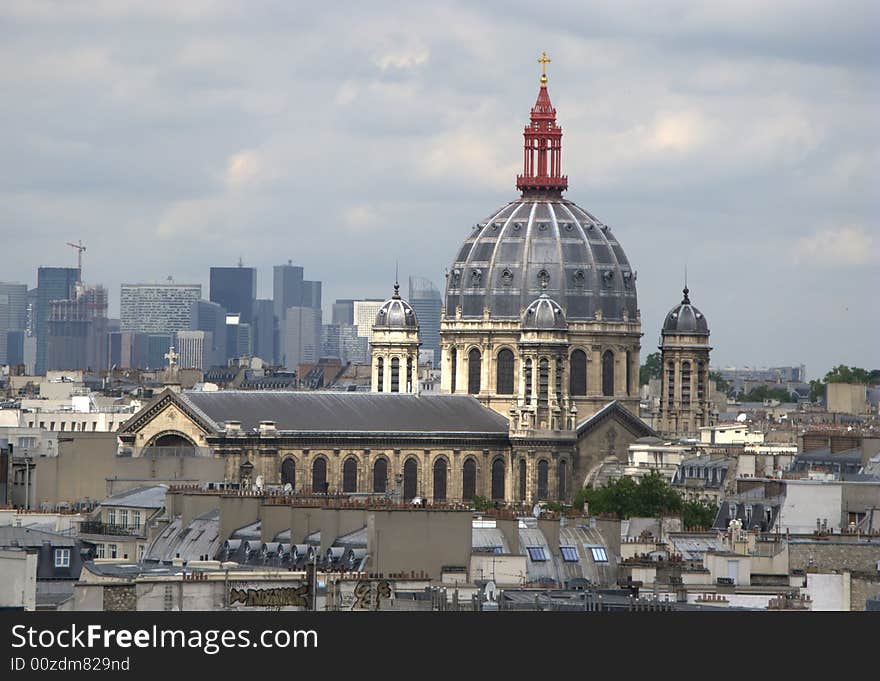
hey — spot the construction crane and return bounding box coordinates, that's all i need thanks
[66,240,86,279]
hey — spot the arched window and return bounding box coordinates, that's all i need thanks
[462,458,477,501]
[519,459,527,501]
[682,361,692,406]
[433,459,447,501]
[342,457,358,493]
[496,349,515,395]
[450,348,457,393]
[524,358,533,402]
[537,460,549,499]
[391,357,400,393]
[281,458,295,487]
[491,458,505,500]
[697,361,706,402]
[538,358,549,407]
[376,357,384,393]
[555,356,563,402]
[312,457,327,493]
[373,458,387,493]
[406,357,413,392]
[602,350,614,397]
[468,348,481,395]
[626,350,632,396]
[667,361,675,404]
[570,349,587,396]
[558,460,567,500]
[403,458,418,500]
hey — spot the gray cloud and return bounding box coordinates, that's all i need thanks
[0,0,877,376]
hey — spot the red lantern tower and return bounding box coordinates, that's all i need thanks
[516,52,568,195]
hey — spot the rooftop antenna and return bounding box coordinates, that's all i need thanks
[237,256,244,268]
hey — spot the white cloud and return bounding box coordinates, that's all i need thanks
[791,225,877,267]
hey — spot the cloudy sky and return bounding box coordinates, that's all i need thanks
[1,1,877,377]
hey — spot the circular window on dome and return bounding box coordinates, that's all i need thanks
[501,269,513,287]
[451,269,461,287]
[601,270,614,288]
[470,269,483,287]
[538,269,550,287]
[538,222,548,232]
[564,223,574,231]
[492,222,501,230]
[513,222,523,231]
[572,270,585,287]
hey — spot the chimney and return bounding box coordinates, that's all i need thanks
[259,421,277,437]
[225,420,242,435]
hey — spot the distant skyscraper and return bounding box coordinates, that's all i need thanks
[46,283,110,372]
[146,333,174,369]
[225,315,252,361]
[191,300,227,367]
[109,331,149,369]
[273,263,321,322]
[409,276,441,368]
[0,283,28,362]
[322,323,368,364]
[332,299,355,326]
[252,299,276,364]
[210,266,256,325]
[120,283,201,334]
[353,299,385,341]
[282,306,322,369]
[35,267,80,374]
[5,330,25,368]
[176,330,211,370]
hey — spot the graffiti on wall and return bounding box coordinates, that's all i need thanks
[229,584,309,608]
[350,580,392,610]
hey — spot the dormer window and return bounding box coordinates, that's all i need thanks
[54,548,70,568]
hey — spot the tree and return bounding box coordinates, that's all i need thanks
[823,365,879,385]
[640,352,662,386]
[809,379,825,403]
[682,500,718,530]
[574,472,681,518]
[709,371,732,396]
[738,385,792,403]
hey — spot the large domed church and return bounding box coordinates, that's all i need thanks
[440,57,641,428]
[119,56,712,507]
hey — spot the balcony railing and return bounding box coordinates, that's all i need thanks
[78,521,140,537]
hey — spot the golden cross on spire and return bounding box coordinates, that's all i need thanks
[537,51,551,84]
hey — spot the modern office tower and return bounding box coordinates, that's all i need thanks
[0,283,28,363]
[191,300,227,367]
[332,299,355,326]
[176,330,212,370]
[225,315,252,360]
[281,306,321,369]
[120,283,201,334]
[46,283,110,372]
[353,299,385,341]
[146,333,174,369]
[209,266,256,325]
[6,331,24,367]
[322,323,368,365]
[273,262,321,321]
[409,276,442,368]
[301,280,322,310]
[35,267,80,374]
[252,299,276,364]
[273,263,304,322]
[108,331,149,369]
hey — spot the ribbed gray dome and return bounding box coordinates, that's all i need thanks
[522,293,566,329]
[445,196,637,321]
[375,284,418,329]
[662,288,709,335]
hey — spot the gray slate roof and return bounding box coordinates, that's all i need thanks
[0,526,78,548]
[101,485,168,509]
[180,391,510,435]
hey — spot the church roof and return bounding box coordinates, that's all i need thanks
[575,400,658,439]
[662,287,709,335]
[176,391,510,436]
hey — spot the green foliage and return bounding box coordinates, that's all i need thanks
[809,379,825,403]
[682,500,718,530]
[471,495,491,512]
[575,472,682,519]
[738,385,792,403]
[709,371,732,396]
[640,352,662,386]
[823,365,880,385]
